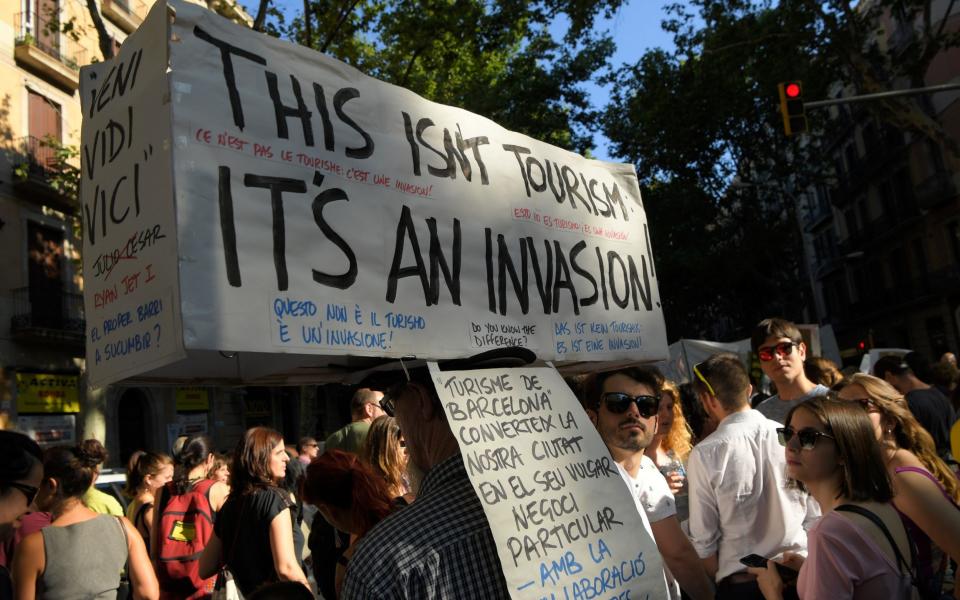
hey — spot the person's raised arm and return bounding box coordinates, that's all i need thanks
[122,517,159,600]
[268,508,308,588]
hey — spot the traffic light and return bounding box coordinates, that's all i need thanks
[778,81,807,136]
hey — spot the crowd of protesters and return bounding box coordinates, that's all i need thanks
[1,317,959,599]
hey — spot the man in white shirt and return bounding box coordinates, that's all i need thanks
[752,318,828,424]
[585,367,714,600]
[687,352,819,600]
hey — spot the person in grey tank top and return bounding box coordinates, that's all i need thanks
[10,442,159,600]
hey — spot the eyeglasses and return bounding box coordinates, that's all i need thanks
[4,481,39,506]
[692,362,716,397]
[825,391,879,413]
[379,395,395,417]
[776,426,835,450]
[757,342,798,362]
[601,392,660,418]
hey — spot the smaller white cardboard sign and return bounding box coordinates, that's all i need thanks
[429,364,667,600]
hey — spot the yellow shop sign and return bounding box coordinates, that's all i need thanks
[16,373,80,413]
[176,387,210,411]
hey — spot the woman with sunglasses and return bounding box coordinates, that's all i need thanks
[0,432,43,597]
[749,396,915,600]
[361,416,413,502]
[11,444,159,600]
[834,373,960,599]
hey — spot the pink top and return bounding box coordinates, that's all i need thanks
[798,510,913,600]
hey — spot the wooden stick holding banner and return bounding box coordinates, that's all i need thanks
[428,363,668,600]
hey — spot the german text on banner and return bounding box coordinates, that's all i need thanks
[80,0,668,387]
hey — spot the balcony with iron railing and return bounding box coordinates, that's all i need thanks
[10,286,85,349]
[14,13,86,91]
[102,0,147,33]
[12,135,79,213]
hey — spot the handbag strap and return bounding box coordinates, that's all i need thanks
[834,504,916,577]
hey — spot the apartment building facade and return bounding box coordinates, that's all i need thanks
[0,0,349,464]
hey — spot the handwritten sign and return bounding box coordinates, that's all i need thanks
[429,364,667,600]
[80,1,186,387]
[81,0,667,387]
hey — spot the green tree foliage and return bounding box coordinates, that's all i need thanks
[604,0,832,339]
[604,0,959,340]
[282,0,621,153]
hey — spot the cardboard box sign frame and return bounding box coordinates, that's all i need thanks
[80,0,668,388]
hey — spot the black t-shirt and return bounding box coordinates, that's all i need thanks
[214,488,292,595]
[906,387,956,457]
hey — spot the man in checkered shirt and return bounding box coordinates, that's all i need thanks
[342,372,511,599]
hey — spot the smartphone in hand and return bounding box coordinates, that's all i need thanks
[740,554,798,583]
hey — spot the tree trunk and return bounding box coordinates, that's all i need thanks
[253,0,270,31]
[85,0,113,59]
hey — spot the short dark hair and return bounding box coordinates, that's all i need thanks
[873,355,910,380]
[784,396,893,502]
[350,388,381,416]
[1,431,42,498]
[693,353,750,412]
[584,366,663,410]
[297,437,317,453]
[751,318,802,352]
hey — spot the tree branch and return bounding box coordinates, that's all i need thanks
[319,0,364,53]
[253,0,269,32]
[85,0,113,59]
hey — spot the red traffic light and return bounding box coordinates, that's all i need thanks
[857,340,866,351]
[785,82,802,98]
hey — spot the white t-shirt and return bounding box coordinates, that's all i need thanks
[618,457,680,599]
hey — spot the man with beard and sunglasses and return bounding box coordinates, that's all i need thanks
[584,367,714,600]
[751,318,828,424]
[688,353,819,600]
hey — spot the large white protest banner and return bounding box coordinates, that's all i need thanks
[81,0,668,387]
[429,363,667,600]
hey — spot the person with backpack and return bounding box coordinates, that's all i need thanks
[199,427,308,596]
[152,435,228,599]
[748,396,916,599]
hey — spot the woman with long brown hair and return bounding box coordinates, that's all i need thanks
[303,449,397,598]
[198,427,308,596]
[834,373,960,598]
[749,396,915,599]
[361,416,412,501]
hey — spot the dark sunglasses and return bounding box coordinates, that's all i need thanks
[826,391,878,412]
[4,481,39,506]
[379,395,395,417]
[776,426,835,450]
[757,341,798,362]
[601,392,660,418]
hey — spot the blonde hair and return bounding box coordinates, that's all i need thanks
[660,381,693,462]
[844,373,960,503]
[361,416,407,498]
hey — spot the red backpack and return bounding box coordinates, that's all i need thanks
[156,478,217,599]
